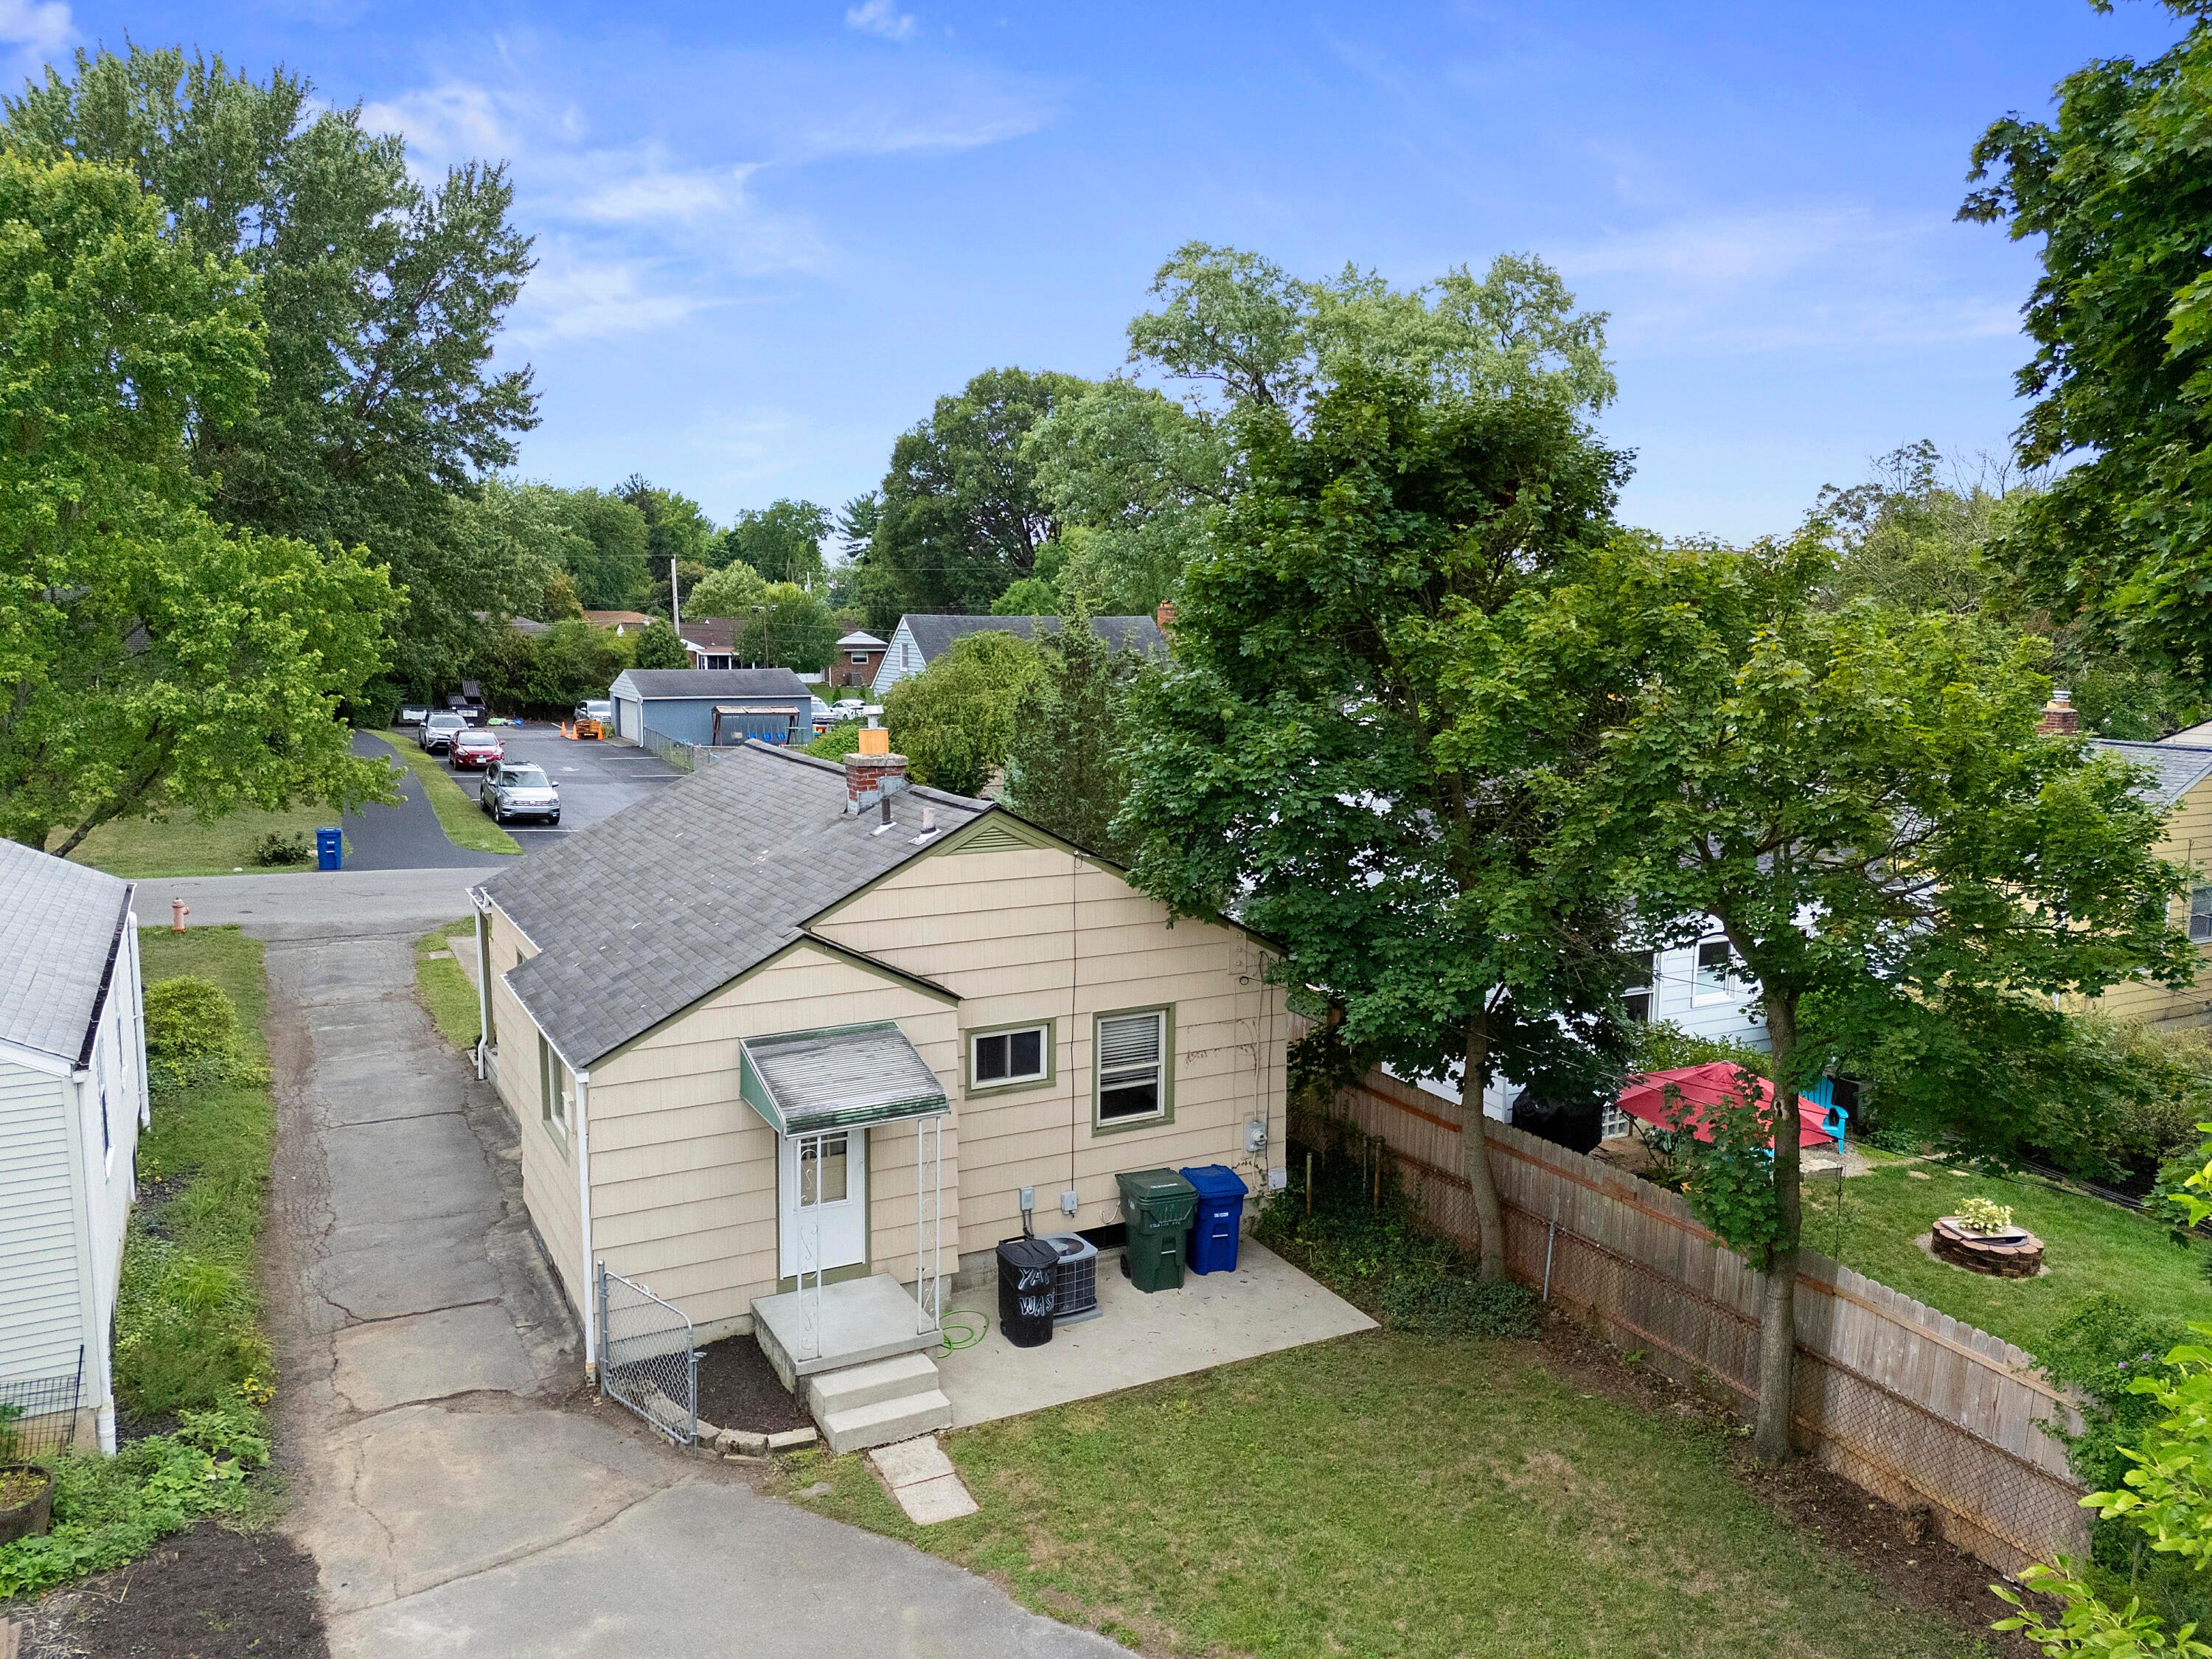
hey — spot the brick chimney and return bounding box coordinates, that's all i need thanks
[1155,600,1176,637]
[2038,689,2080,736]
[844,751,909,815]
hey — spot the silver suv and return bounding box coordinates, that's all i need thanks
[481,761,560,825]
[417,712,468,754]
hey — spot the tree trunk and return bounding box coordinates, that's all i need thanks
[1750,994,1804,1463]
[1462,1011,1508,1282]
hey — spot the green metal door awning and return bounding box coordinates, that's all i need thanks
[739,1021,950,1135]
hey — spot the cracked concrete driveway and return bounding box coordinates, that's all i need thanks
[262,927,1116,1658]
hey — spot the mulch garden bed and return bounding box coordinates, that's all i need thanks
[15,1522,326,1659]
[695,1335,811,1435]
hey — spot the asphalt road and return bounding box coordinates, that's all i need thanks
[437,724,685,850]
[342,733,512,872]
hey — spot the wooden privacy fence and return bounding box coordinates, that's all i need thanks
[1325,1065,2090,1574]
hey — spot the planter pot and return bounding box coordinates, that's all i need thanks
[0,1463,54,1545]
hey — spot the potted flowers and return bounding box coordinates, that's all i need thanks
[0,1407,52,1545]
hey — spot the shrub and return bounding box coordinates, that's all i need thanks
[145,976,236,1060]
[1376,1272,1540,1339]
[249,829,311,866]
[805,720,863,761]
[1625,1019,1770,1078]
[2037,1295,2197,1552]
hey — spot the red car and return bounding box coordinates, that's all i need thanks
[448,728,504,770]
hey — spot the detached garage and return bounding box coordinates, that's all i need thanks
[608,668,811,748]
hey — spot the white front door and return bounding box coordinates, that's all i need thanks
[777,1128,867,1282]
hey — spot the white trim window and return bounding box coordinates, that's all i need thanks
[2191,886,2212,943]
[1624,950,1655,1022]
[1693,938,1736,1004]
[972,1024,1048,1089]
[1096,1010,1167,1125]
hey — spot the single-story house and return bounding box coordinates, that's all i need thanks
[677,617,741,670]
[582,610,654,633]
[0,842,148,1455]
[469,742,1286,1442]
[608,667,812,747]
[829,630,886,689]
[869,611,1169,699]
[2075,716,2212,1029]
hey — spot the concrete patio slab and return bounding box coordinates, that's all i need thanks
[753,1271,936,1385]
[936,1239,1374,1428]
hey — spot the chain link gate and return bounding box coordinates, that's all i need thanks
[595,1262,699,1445]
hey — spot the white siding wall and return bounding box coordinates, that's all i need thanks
[0,1060,86,1384]
[868,619,924,700]
[73,931,147,1435]
[812,838,1287,1256]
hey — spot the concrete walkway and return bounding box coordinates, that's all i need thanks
[263,927,1117,1659]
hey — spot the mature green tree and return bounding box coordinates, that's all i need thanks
[630,619,690,671]
[0,152,398,852]
[557,490,653,611]
[1961,4,2212,678]
[1472,532,2194,1458]
[873,368,1089,614]
[3,46,538,692]
[542,569,585,622]
[722,498,829,586]
[1003,610,1141,859]
[740,583,839,673]
[1121,352,1630,1281]
[835,492,880,560]
[688,558,768,619]
[885,631,1043,795]
[479,618,633,716]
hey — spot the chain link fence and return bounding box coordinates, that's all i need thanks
[0,1348,84,1461]
[596,1263,698,1446]
[1306,1074,2092,1575]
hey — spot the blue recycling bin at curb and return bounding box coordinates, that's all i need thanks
[1178,1164,1249,1274]
[315,827,343,872]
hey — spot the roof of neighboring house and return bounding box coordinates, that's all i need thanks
[895,614,1166,662]
[2089,740,2212,809]
[0,840,133,1069]
[510,616,552,638]
[479,743,987,1068]
[677,617,740,651]
[582,610,653,627]
[2163,719,2212,746]
[611,667,812,700]
[837,630,887,649]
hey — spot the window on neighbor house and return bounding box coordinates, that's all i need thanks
[538,1034,568,1140]
[1096,1009,1169,1127]
[849,653,869,666]
[1624,951,1655,1022]
[1694,938,1736,1004]
[2192,886,2212,942]
[971,1023,1049,1090]
[902,641,913,667]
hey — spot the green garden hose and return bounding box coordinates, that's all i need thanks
[936,1308,989,1353]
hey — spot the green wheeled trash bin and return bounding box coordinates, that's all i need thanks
[1115,1169,1197,1293]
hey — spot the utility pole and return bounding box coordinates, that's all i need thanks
[669,557,681,630]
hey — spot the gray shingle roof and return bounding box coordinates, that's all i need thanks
[478,743,984,1068]
[2089,740,2212,808]
[615,667,812,700]
[0,841,133,1068]
[900,614,1164,662]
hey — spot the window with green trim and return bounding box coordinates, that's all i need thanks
[972,1023,1048,1089]
[1096,1009,1169,1127]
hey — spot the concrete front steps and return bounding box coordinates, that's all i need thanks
[804,1350,953,1454]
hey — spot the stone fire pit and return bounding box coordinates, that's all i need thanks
[1930,1216,2045,1278]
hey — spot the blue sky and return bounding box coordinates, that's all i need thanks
[7,1,2191,540]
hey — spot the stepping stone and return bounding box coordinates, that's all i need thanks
[867,1435,978,1525]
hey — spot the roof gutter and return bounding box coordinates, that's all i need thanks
[77,883,135,1071]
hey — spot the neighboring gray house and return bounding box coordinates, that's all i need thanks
[0,841,148,1455]
[608,667,813,747]
[869,612,1168,699]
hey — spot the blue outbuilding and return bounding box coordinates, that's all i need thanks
[608,667,812,749]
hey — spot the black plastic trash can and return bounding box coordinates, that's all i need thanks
[997,1237,1059,1348]
[1178,1164,1249,1274]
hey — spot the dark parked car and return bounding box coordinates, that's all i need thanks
[481,761,560,825]
[449,728,504,770]
[418,712,468,753]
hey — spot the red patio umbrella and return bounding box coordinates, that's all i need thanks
[1615,1062,1836,1149]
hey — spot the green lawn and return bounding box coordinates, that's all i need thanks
[414,919,481,1048]
[372,731,522,856]
[68,802,340,878]
[776,1332,1988,1659]
[1803,1161,2211,1358]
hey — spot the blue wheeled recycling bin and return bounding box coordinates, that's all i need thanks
[315,827,344,871]
[1178,1164,1249,1274]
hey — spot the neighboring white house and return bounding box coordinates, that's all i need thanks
[0,841,148,1455]
[869,612,1169,699]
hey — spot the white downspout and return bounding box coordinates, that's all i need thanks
[575,1068,595,1376]
[470,890,494,1081]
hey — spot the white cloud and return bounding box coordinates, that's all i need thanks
[0,0,69,58]
[845,0,918,42]
[509,252,704,343]
[361,80,514,165]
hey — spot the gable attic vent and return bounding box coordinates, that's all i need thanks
[953,820,1031,855]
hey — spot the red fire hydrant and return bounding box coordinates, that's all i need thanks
[170,897,189,933]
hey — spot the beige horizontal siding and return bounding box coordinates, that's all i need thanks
[484,905,585,1321]
[2079,781,2212,1029]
